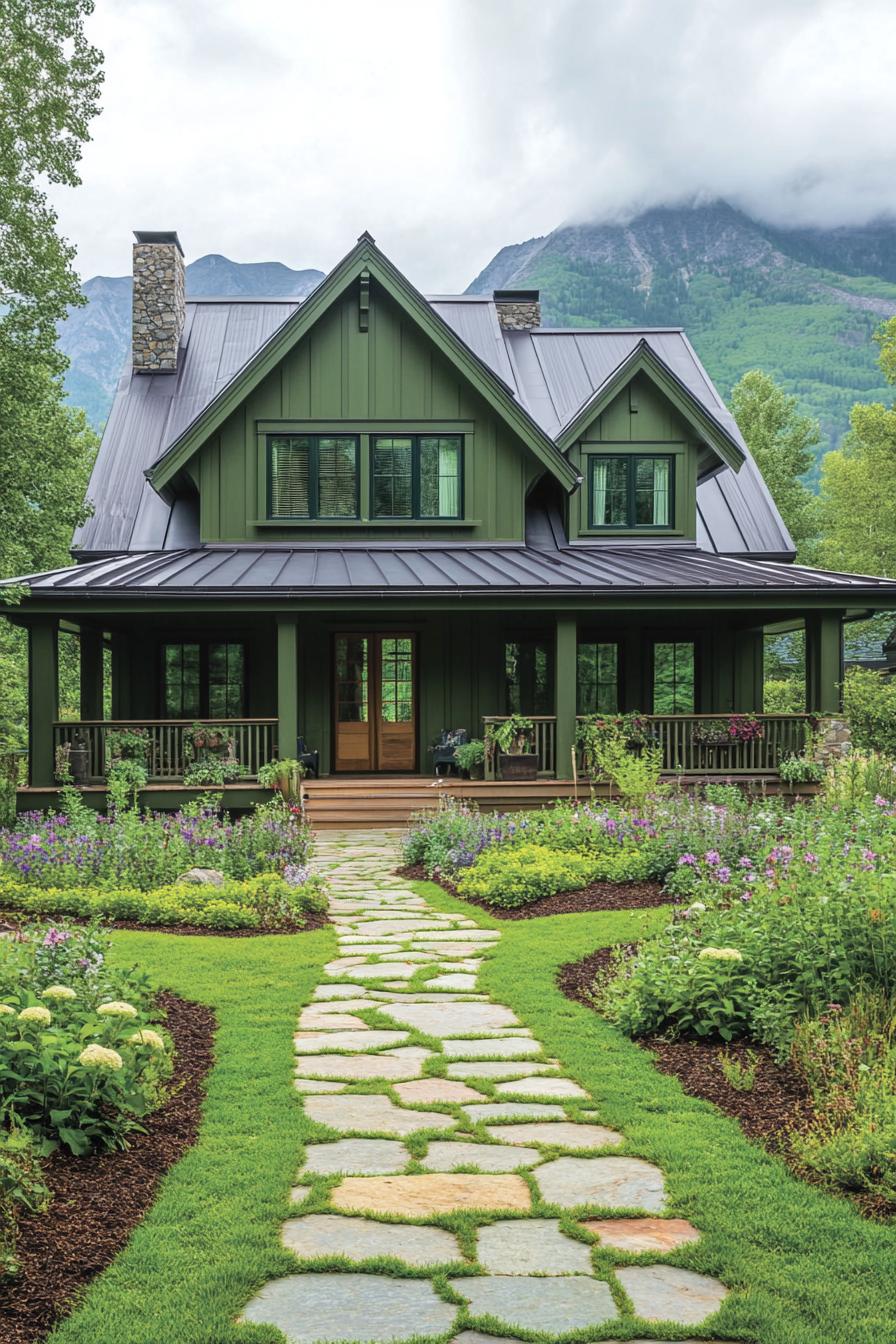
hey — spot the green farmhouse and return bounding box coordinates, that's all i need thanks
[7,230,896,815]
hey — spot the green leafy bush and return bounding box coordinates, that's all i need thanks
[0,870,326,930]
[823,750,896,807]
[843,666,896,756]
[0,920,172,1154]
[764,676,805,713]
[456,843,595,908]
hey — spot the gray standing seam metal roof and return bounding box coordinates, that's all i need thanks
[16,545,896,599]
[73,288,794,561]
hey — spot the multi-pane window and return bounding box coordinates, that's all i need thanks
[576,642,619,714]
[372,435,462,519]
[589,454,673,529]
[652,640,695,713]
[162,642,245,718]
[380,637,413,723]
[504,640,554,714]
[268,435,359,519]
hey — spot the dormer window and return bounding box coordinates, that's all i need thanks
[371,435,462,519]
[268,435,360,519]
[589,453,672,529]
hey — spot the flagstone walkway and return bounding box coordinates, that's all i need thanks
[242,831,729,1343]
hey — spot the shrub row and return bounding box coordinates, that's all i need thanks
[0,870,326,931]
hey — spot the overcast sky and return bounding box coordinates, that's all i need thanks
[51,0,896,292]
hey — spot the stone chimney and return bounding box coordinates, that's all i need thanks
[132,230,185,373]
[493,288,541,330]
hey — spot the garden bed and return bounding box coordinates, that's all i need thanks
[0,912,328,939]
[0,990,216,1344]
[397,863,669,917]
[558,948,895,1221]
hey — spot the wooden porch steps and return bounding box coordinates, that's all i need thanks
[302,776,580,828]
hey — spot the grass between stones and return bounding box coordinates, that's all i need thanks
[415,878,896,1344]
[44,925,334,1344]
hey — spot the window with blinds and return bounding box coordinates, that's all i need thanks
[268,435,359,519]
[372,434,462,519]
[589,453,673,529]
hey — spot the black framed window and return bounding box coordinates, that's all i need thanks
[504,639,554,714]
[577,642,619,714]
[589,454,673,529]
[162,642,245,718]
[372,435,462,519]
[268,435,359,519]
[652,640,695,713]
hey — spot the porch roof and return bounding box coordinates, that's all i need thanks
[12,544,896,601]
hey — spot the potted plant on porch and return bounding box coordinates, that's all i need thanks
[486,716,537,781]
[454,738,486,780]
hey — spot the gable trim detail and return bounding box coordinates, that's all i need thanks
[554,339,746,474]
[145,237,579,497]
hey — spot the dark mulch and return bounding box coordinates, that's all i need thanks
[395,864,669,918]
[0,910,328,938]
[558,946,895,1221]
[0,991,217,1344]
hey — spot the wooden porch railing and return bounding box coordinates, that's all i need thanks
[52,719,278,783]
[481,713,813,779]
[482,716,557,780]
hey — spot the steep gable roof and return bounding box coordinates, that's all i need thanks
[73,240,793,560]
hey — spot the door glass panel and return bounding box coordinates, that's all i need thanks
[335,636,369,722]
[380,637,414,723]
[653,640,695,713]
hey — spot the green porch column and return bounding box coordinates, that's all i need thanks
[28,620,58,787]
[805,612,843,713]
[109,633,131,718]
[79,629,105,721]
[277,616,299,759]
[554,617,577,780]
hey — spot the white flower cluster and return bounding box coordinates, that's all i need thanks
[96,1001,138,1019]
[78,1043,124,1070]
[697,946,744,962]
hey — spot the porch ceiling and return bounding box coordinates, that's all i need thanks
[10,544,896,601]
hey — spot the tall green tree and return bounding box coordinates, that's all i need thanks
[730,369,821,558]
[819,317,896,577]
[0,1,103,743]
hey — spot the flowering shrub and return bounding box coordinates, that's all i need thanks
[0,869,325,930]
[0,797,312,891]
[0,921,172,1153]
[456,844,596,908]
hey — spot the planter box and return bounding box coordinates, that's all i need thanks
[498,753,538,781]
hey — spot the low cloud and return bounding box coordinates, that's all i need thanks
[51,0,896,291]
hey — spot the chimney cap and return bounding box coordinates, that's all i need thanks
[134,230,184,256]
[493,288,539,302]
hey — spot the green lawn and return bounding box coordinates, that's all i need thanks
[418,880,896,1344]
[47,925,334,1344]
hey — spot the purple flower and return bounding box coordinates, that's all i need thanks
[738,857,753,868]
[677,853,697,866]
[704,850,721,867]
[716,866,731,883]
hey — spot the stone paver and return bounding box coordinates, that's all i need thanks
[535,1156,667,1211]
[242,1273,457,1342]
[476,1219,594,1275]
[616,1265,728,1324]
[331,1173,532,1215]
[305,1093,456,1136]
[583,1216,701,1252]
[281,1213,461,1266]
[241,830,729,1343]
[420,1140,542,1172]
[453,1276,618,1334]
[393,1078,485,1104]
[494,1075,588,1099]
[295,1054,425,1081]
[298,1138,409,1176]
[486,1121,625,1149]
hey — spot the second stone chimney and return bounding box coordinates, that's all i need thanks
[493,288,541,330]
[132,231,185,373]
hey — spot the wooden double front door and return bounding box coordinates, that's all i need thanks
[333,633,416,772]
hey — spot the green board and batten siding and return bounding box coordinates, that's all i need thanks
[196,282,541,545]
